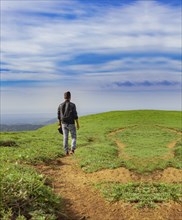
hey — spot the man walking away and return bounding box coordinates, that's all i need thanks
[57,91,80,155]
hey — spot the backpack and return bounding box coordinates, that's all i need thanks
[61,101,72,123]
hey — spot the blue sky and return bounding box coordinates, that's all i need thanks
[1,0,181,116]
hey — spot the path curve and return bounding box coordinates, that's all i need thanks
[35,126,182,219]
[109,126,182,160]
[36,156,182,220]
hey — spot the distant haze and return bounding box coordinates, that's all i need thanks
[0,113,55,125]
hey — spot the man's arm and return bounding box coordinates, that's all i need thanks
[75,119,80,130]
[72,104,79,129]
[57,105,61,125]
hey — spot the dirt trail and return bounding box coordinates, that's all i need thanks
[109,128,128,158]
[157,126,182,149]
[36,127,182,220]
[37,155,182,220]
[108,127,182,183]
[166,128,181,154]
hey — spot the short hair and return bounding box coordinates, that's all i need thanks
[64,91,71,100]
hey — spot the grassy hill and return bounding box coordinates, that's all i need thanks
[0,110,181,219]
[76,110,182,173]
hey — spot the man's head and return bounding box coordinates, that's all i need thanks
[64,91,71,100]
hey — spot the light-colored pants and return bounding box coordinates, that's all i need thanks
[62,124,76,153]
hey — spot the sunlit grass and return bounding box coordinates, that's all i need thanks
[97,182,182,208]
[0,110,181,217]
[76,110,181,173]
[0,163,62,219]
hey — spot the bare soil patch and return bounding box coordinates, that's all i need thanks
[36,155,182,220]
[35,127,182,219]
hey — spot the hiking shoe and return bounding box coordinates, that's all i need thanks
[65,151,69,156]
[70,149,74,154]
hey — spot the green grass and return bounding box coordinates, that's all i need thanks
[76,110,182,173]
[97,182,182,208]
[75,110,181,207]
[112,125,181,173]
[116,125,178,158]
[0,110,181,216]
[0,163,62,219]
[0,124,65,164]
[169,139,182,169]
[0,124,64,219]
[78,142,120,172]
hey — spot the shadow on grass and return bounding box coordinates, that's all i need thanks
[59,198,86,220]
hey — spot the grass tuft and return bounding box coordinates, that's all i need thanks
[0,140,18,147]
[97,182,182,208]
[0,163,62,219]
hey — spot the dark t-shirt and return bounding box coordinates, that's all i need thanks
[57,100,78,124]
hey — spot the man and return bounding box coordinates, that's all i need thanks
[57,91,79,155]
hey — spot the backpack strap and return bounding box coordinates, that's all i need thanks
[64,101,70,117]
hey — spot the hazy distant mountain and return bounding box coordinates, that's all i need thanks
[0,116,58,132]
[0,113,55,125]
[43,118,57,125]
[0,124,43,132]
[0,112,90,132]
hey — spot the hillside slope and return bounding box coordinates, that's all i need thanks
[0,110,181,219]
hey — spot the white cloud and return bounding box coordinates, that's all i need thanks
[2,0,181,58]
[1,0,181,114]
[2,56,180,81]
[68,57,181,73]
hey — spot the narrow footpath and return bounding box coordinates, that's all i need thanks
[36,154,182,220]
